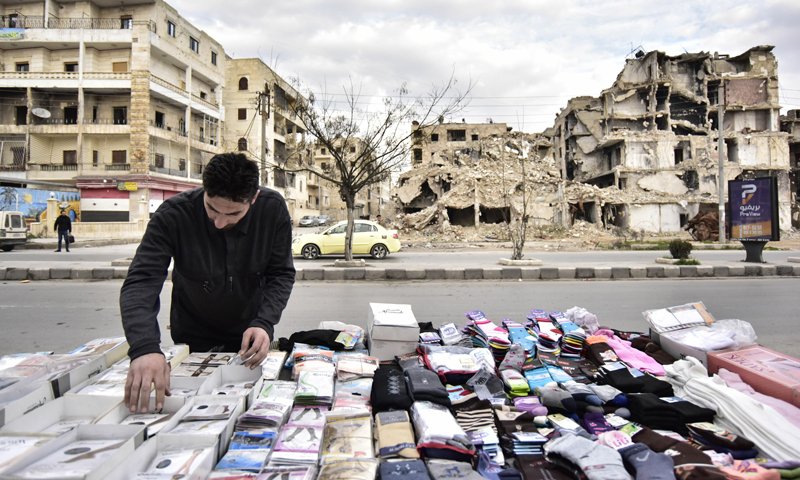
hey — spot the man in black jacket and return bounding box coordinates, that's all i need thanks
[120,152,295,413]
[53,209,72,252]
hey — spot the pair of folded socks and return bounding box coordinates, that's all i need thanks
[372,363,413,412]
[406,367,451,406]
[600,364,674,397]
[627,392,715,434]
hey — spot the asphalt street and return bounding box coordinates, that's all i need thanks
[1,242,797,269]
[1,278,797,358]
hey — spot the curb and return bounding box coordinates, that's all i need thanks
[2,265,800,282]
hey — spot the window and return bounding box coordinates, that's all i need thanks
[350,146,356,153]
[471,134,479,141]
[113,106,127,125]
[179,158,186,171]
[155,111,164,128]
[319,147,327,155]
[211,51,217,66]
[238,138,248,151]
[154,153,164,168]
[92,150,99,167]
[120,16,133,29]
[238,108,247,120]
[238,77,248,91]
[63,107,78,124]
[189,36,199,53]
[167,20,176,37]
[199,91,207,100]
[355,223,377,233]
[413,148,422,163]
[15,106,27,125]
[63,150,77,165]
[430,133,439,142]
[447,129,466,141]
[64,63,78,72]
[15,63,29,72]
[112,150,127,164]
[92,106,98,123]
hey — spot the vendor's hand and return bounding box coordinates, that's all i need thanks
[124,353,170,413]
[240,327,271,369]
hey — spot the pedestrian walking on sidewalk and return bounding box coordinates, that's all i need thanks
[53,209,71,252]
[120,152,295,413]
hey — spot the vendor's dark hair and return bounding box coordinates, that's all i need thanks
[203,153,259,202]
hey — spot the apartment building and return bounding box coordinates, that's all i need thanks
[552,45,792,232]
[312,139,391,222]
[0,0,225,221]
[223,58,312,221]
[780,109,800,227]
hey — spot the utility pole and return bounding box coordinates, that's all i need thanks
[717,80,727,243]
[256,84,270,186]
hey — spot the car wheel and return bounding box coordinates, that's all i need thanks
[370,243,389,259]
[1,245,13,252]
[301,244,320,260]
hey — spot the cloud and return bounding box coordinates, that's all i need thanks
[169,0,800,131]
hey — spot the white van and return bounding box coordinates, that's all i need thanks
[0,211,27,251]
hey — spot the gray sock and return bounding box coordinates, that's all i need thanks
[620,443,674,480]
[545,432,631,480]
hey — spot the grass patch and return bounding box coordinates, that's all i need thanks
[675,258,701,265]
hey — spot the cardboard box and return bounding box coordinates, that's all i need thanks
[367,303,420,361]
[160,394,245,460]
[0,434,56,475]
[0,396,122,435]
[94,396,189,439]
[44,355,108,398]
[0,381,54,429]
[105,434,217,480]
[0,424,145,480]
[208,365,264,410]
[644,301,717,367]
[652,326,714,367]
[66,338,129,367]
[707,345,800,407]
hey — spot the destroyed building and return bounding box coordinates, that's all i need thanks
[553,45,792,233]
[779,109,800,227]
[396,122,573,235]
[393,46,793,238]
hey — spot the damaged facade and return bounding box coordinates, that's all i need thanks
[394,46,794,237]
[779,109,800,227]
[553,45,792,233]
[396,122,565,234]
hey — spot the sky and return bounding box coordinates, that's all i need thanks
[171,0,800,133]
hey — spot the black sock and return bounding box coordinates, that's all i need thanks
[372,363,413,412]
[405,367,450,406]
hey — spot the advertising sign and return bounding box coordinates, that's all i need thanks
[728,177,779,241]
[0,29,24,40]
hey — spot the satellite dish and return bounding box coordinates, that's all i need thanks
[31,107,51,119]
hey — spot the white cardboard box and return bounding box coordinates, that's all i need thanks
[0,395,122,435]
[160,394,244,460]
[644,301,716,367]
[0,381,54,429]
[105,431,217,480]
[0,424,145,480]
[45,355,108,398]
[367,303,420,361]
[207,365,264,410]
[94,396,189,439]
[0,434,56,475]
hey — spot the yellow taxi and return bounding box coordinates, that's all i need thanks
[292,220,401,260]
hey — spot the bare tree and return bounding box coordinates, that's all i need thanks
[289,75,471,261]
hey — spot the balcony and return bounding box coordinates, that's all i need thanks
[30,164,78,172]
[149,164,187,177]
[105,163,130,171]
[2,16,155,32]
